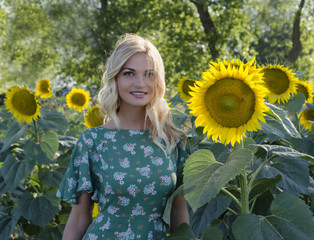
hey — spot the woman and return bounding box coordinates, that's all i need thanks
[57,33,190,240]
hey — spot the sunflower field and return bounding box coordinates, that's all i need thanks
[0,59,314,239]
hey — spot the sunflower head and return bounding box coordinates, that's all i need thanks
[84,105,103,128]
[210,58,261,81]
[66,88,90,112]
[295,80,313,104]
[188,62,268,146]
[260,64,298,104]
[177,77,198,101]
[36,78,52,98]
[5,85,41,123]
[298,108,314,131]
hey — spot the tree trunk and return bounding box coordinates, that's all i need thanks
[191,0,219,60]
[289,0,305,63]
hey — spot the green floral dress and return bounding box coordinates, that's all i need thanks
[57,126,188,240]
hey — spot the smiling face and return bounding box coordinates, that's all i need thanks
[116,53,155,111]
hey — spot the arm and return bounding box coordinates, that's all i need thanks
[170,193,190,232]
[62,192,94,240]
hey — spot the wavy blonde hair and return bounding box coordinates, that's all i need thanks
[98,33,186,153]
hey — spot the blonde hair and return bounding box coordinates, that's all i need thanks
[98,33,186,153]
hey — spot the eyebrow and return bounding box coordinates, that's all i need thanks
[121,67,154,72]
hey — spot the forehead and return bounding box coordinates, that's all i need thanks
[123,53,153,70]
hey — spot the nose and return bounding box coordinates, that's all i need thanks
[135,74,146,87]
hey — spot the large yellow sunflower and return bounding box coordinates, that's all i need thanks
[84,105,103,128]
[260,64,298,104]
[188,63,269,146]
[66,88,90,112]
[36,78,52,98]
[210,58,262,81]
[298,108,314,131]
[177,76,199,101]
[295,80,313,104]
[5,85,41,123]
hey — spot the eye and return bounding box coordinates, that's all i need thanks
[145,71,154,78]
[123,71,134,76]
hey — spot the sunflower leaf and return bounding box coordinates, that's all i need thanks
[285,93,305,115]
[24,140,51,165]
[263,103,300,138]
[0,154,35,192]
[0,212,17,240]
[0,121,27,152]
[38,111,68,130]
[13,192,59,228]
[232,193,314,240]
[40,131,59,160]
[201,226,223,240]
[189,195,231,236]
[38,168,64,188]
[256,153,309,194]
[184,148,252,212]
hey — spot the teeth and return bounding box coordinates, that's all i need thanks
[132,92,146,95]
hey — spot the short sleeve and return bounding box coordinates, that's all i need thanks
[176,139,189,188]
[56,130,98,204]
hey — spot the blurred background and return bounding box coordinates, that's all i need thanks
[0,0,313,95]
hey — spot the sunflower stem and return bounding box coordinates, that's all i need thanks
[239,171,250,214]
[247,154,276,190]
[33,119,39,143]
[221,187,241,209]
[27,178,41,196]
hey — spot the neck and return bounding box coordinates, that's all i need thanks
[117,106,150,130]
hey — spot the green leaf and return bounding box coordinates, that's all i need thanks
[0,212,17,240]
[190,195,231,235]
[249,175,282,201]
[0,121,27,152]
[163,185,184,225]
[0,154,35,192]
[258,155,309,194]
[201,226,223,240]
[40,131,59,160]
[37,226,63,240]
[38,168,63,188]
[233,193,314,240]
[167,223,196,240]
[37,111,68,130]
[285,93,305,115]
[14,192,59,228]
[233,214,284,240]
[254,144,314,161]
[24,140,51,165]
[262,103,300,138]
[184,149,252,211]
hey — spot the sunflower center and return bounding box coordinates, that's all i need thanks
[304,109,314,121]
[40,81,50,93]
[262,69,289,94]
[12,90,37,116]
[296,84,309,99]
[182,79,195,97]
[71,93,86,106]
[204,78,255,128]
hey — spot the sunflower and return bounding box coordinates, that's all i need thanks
[295,80,313,104]
[36,78,52,98]
[260,64,298,104]
[177,76,198,101]
[210,58,261,81]
[188,62,268,146]
[299,108,314,131]
[66,88,90,112]
[5,85,41,123]
[84,105,103,128]
[165,98,172,110]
